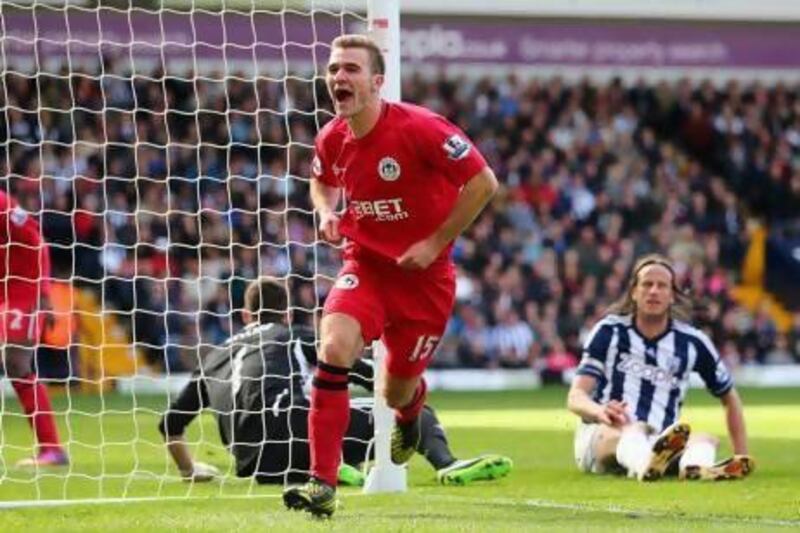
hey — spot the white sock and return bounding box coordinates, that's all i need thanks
[616,425,652,477]
[679,440,716,471]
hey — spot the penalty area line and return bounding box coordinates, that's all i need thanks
[426,494,800,528]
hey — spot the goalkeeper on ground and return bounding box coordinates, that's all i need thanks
[158,277,511,486]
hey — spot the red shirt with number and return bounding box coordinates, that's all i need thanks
[312,101,487,270]
[0,190,50,342]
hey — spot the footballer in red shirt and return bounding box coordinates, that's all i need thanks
[0,190,67,467]
[283,35,497,517]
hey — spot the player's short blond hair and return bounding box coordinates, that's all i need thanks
[331,34,385,75]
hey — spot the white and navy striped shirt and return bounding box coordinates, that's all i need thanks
[576,314,733,432]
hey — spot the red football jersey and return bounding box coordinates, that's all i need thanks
[312,101,487,268]
[0,190,50,297]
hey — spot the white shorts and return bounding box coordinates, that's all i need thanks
[574,421,604,474]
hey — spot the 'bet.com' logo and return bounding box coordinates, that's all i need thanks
[351,198,409,222]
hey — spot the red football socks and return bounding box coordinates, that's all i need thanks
[396,378,427,425]
[12,375,62,453]
[309,362,350,487]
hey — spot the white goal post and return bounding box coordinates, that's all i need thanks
[0,0,403,507]
[362,0,407,495]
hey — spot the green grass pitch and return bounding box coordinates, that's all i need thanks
[0,386,798,531]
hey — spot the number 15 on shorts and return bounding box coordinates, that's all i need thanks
[409,335,440,362]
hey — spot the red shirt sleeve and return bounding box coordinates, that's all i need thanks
[311,133,340,187]
[413,113,487,187]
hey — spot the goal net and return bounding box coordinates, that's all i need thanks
[0,0,400,506]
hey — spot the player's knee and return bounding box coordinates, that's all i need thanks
[690,432,720,447]
[383,387,414,409]
[3,348,33,378]
[319,335,359,367]
[5,362,30,379]
[595,426,622,459]
[158,415,182,440]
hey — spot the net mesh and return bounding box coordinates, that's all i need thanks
[0,0,370,503]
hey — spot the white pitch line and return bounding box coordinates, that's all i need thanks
[426,494,800,528]
[0,489,378,510]
[0,493,283,510]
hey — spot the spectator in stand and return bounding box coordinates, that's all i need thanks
[490,309,537,369]
[541,337,578,385]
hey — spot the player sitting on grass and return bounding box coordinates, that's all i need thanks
[567,254,753,482]
[158,278,512,486]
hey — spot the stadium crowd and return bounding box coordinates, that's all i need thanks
[2,58,800,375]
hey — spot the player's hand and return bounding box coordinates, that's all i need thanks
[598,400,630,427]
[318,211,342,244]
[397,237,442,270]
[734,454,755,477]
[182,461,220,483]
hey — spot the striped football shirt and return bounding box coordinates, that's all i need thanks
[576,314,733,431]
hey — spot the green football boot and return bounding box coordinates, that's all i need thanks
[437,454,513,486]
[337,463,365,487]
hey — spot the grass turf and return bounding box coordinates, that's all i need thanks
[0,386,798,531]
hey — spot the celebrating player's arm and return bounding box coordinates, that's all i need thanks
[310,178,343,245]
[396,164,497,270]
[567,254,753,482]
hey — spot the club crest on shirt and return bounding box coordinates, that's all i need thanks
[10,205,28,226]
[378,157,401,181]
[311,155,322,177]
[335,273,359,290]
[442,134,471,160]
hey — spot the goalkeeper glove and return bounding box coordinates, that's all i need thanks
[182,461,220,482]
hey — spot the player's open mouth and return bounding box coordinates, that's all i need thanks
[334,88,353,103]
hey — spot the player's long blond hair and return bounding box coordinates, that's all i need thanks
[606,254,693,322]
